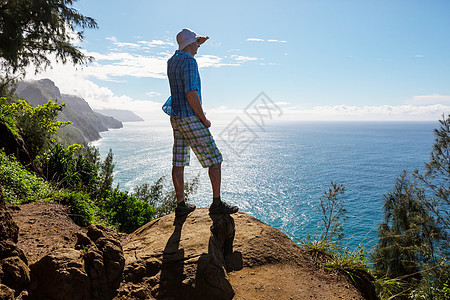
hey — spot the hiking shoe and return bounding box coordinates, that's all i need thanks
[209,201,239,214]
[175,203,196,217]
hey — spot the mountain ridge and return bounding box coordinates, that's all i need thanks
[16,79,123,144]
[94,109,144,122]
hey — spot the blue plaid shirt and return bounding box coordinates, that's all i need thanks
[167,50,201,116]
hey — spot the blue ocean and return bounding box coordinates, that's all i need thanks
[91,120,437,252]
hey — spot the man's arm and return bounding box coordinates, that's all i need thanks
[186,90,211,127]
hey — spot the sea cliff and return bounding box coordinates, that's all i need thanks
[0,194,377,299]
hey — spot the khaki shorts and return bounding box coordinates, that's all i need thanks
[170,116,223,168]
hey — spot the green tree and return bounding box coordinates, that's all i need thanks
[0,0,97,80]
[102,188,155,233]
[134,174,200,218]
[414,114,450,250]
[1,99,71,158]
[372,174,436,288]
[319,182,347,242]
[373,172,447,298]
[98,149,114,199]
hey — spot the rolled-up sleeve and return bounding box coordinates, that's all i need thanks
[182,58,200,94]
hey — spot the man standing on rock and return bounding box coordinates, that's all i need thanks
[165,28,239,217]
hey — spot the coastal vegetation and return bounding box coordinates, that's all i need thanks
[299,116,450,299]
[0,0,448,298]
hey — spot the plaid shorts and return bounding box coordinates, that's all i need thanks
[170,116,223,168]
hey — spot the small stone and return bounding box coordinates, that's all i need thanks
[0,284,15,300]
[132,288,146,299]
[87,225,105,242]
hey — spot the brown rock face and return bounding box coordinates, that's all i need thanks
[0,256,30,292]
[0,185,18,243]
[8,200,377,299]
[0,284,15,300]
[117,209,240,299]
[0,185,30,297]
[30,248,90,300]
[116,208,376,300]
[0,120,42,176]
[29,225,125,300]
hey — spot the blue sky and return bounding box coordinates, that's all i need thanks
[26,0,450,121]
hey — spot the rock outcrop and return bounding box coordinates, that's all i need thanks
[5,200,377,299]
[0,185,30,298]
[29,225,125,300]
[115,208,374,299]
[0,121,42,176]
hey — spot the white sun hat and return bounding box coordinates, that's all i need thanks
[176,28,207,50]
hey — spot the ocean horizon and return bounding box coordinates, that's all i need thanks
[91,120,438,252]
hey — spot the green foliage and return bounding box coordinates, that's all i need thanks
[98,149,114,199]
[102,188,155,233]
[372,114,450,299]
[325,245,369,283]
[134,174,200,219]
[0,150,52,204]
[375,276,409,300]
[300,237,370,289]
[372,172,441,298]
[54,190,96,226]
[319,182,347,242]
[0,0,97,77]
[0,96,19,135]
[1,99,72,157]
[409,263,450,300]
[414,114,450,250]
[40,143,99,193]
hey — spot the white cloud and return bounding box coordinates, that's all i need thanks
[206,104,450,122]
[280,104,450,121]
[196,55,239,68]
[246,38,265,42]
[82,51,170,80]
[106,37,141,49]
[138,40,175,47]
[146,91,162,97]
[106,37,174,50]
[23,57,166,121]
[22,55,450,123]
[408,94,450,106]
[415,54,425,58]
[230,55,258,62]
[246,38,287,43]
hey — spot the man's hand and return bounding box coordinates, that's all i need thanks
[203,118,211,128]
[198,36,209,46]
[186,90,211,128]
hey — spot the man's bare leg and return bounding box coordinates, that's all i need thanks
[208,163,238,214]
[172,166,185,203]
[208,163,221,198]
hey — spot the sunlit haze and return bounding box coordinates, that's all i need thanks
[24,0,450,122]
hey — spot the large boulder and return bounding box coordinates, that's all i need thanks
[0,185,18,243]
[116,208,376,300]
[0,121,42,176]
[0,256,30,293]
[116,208,305,299]
[0,284,14,300]
[30,225,125,300]
[30,248,90,300]
[0,185,30,297]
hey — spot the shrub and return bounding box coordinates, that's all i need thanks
[0,150,52,204]
[133,174,200,219]
[54,190,96,226]
[102,188,155,233]
[2,99,71,158]
[40,143,99,193]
